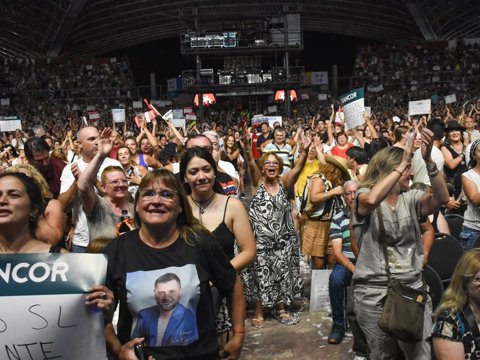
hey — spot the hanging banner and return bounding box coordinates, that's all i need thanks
[0,253,107,360]
[340,87,365,130]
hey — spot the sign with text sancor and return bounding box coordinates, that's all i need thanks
[0,253,107,360]
[340,87,365,130]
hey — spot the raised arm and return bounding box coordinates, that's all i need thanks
[77,128,113,214]
[282,135,311,189]
[243,132,261,187]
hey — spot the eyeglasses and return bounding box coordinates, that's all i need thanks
[263,160,279,166]
[105,179,129,185]
[139,189,177,201]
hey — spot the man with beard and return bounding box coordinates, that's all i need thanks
[133,273,198,347]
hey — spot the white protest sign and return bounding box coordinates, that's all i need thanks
[0,116,22,132]
[445,94,457,104]
[364,106,371,116]
[340,87,365,130]
[112,109,126,123]
[309,269,332,312]
[268,105,277,114]
[409,99,431,116]
[318,94,328,101]
[173,109,184,119]
[162,109,173,122]
[185,114,197,121]
[1,98,10,106]
[132,101,143,109]
[0,253,107,360]
[172,118,186,128]
[266,116,282,128]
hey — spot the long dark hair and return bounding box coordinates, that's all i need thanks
[0,172,43,237]
[179,147,225,194]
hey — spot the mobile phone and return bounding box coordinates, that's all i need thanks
[134,342,146,360]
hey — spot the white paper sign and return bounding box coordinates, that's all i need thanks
[364,106,371,116]
[309,269,332,312]
[409,99,432,116]
[266,116,282,128]
[340,87,365,130]
[0,118,22,132]
[1,98,10,106]
[172,118,186,128]
[0,254,107,360]
[112,109,126,123]
[318,94,328,101]
[185,114,197,121]
[132,101,143,109]
[445,94,457,104]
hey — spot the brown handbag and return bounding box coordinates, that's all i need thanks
[376,206,427,342]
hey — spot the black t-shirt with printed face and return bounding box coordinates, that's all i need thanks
[105,229,236,359]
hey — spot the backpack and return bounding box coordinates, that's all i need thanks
[300,173,340,220]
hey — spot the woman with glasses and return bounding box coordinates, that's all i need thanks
[242,134,311,327]
[430,249,480,359]
[77,129,135,242]
[104,169,246,360]
[180,147,255,348]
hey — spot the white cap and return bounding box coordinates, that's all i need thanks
[392,116,401,123]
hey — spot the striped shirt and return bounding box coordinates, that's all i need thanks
[329,208,355,260]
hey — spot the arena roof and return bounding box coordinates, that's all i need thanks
[1,0,479,59]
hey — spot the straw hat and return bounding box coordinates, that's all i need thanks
[324,155,351,181]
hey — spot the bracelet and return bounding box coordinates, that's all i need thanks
[394,169,403,175]
[428,168,440,177]
[232,329,245,334]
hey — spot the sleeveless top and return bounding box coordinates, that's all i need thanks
[211,197,235,259]
[138,153,148,169]
[442,143,468,197]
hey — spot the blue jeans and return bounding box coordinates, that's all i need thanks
[72,244,87,253]
[458,225,480,251]
[329,263,353,328]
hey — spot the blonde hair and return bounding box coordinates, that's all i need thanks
[7,163,52,199]
[258,152,284,174]
[361,146,403,189]
[436,248,480,317]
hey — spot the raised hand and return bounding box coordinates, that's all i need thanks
[99,127,114,156]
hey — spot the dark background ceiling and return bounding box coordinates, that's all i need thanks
[2,0,479,59]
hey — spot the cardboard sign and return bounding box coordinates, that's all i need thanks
[409,99,431,116]
[0,116,22,132]
[445,94,457,104]
[112,109,126,123]
[309,269,332,312]
[340,87,365,130]
[0,254,107,360]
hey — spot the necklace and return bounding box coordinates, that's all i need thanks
[191,192,216,222]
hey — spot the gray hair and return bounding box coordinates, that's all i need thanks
[343,180,359,191]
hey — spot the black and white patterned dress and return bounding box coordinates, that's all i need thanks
[242,182,303,308]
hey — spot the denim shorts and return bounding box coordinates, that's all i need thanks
[458,226,480,251]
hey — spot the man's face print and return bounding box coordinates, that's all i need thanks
[154,279,182,312]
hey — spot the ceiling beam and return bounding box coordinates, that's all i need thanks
[403,0,437,40]
[47,0,89,58]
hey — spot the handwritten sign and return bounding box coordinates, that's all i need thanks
[340,87,365,130]
[445,94,457,104]
[0,253,107,360]
[409,99,431,116]
[112,109,126,123]
[0,116,22,132]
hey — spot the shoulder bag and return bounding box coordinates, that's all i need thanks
[376,205,427,342]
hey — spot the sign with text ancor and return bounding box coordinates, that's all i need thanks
[0,253,108,360]
[340,87,365,130]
